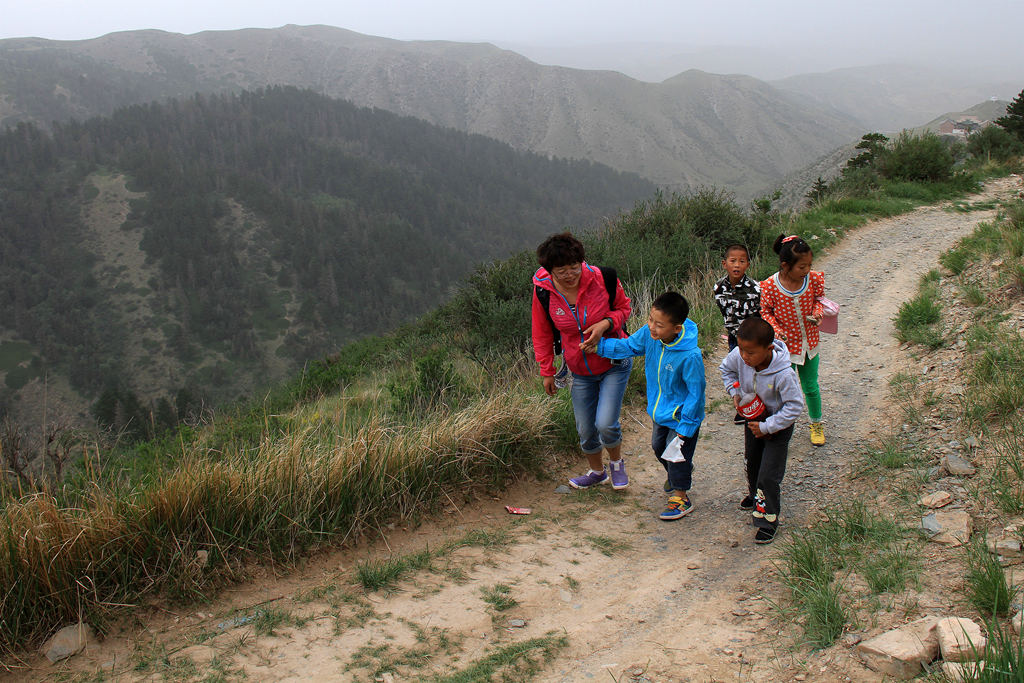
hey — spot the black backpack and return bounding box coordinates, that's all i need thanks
[535,265,625,356]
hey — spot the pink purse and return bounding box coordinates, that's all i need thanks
[818,296,840,334]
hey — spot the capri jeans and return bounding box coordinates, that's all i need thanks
[570,358,633,454]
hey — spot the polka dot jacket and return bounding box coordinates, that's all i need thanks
[759,271,825,364]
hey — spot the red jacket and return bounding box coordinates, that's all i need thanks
[532,263,631,377]
[760,271,825,362]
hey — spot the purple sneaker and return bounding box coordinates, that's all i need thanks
[608,459,628,489]
[569,468,608,489]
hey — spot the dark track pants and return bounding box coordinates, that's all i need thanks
[745,423,794,530]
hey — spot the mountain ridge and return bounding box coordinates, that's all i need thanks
[0,24,864,199]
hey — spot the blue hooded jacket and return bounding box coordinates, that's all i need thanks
[596,319,706,437]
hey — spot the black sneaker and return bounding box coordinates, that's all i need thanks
[754,527,776,544]
[739,495,754,511]
[733,412,745,425]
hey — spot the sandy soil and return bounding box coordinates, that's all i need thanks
[15,175,1023,682]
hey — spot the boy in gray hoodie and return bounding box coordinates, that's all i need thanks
[719,317,804,544]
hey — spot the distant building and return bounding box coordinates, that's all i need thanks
[938,117,983,138]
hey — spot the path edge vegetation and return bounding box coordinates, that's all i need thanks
[0,130,1021,662]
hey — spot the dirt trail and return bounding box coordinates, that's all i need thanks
[23,177,1022,682]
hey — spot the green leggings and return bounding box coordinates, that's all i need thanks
[792,354,822,422]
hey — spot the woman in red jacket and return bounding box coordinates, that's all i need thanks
[759,234,826,446]
[531,233,633,489]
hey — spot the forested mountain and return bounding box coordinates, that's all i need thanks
[0,25,863,199]
[0,86,654,426]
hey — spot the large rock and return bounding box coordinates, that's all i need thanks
[922,511,972,546]
[856,616,941,679]
[42,622,95,663]
[942,453,976,477]
[936,617,987,663]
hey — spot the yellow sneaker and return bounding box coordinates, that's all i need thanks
[810,422,825,447]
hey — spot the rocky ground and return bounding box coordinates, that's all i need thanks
[10,175,1024,682]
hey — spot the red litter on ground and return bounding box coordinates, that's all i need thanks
[505,506,532,515]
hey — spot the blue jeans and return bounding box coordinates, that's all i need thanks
[570,358,633,454]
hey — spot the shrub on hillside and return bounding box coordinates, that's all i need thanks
[877,131,955,182]
[968,125,1024,163]
[388,347,472,416]
[828,165,882,198]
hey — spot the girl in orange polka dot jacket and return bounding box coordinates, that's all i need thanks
[759,234,827,446]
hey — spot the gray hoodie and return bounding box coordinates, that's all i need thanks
[719,339,805,434]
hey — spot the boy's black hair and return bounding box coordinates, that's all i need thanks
[723,244,750,260]
[536,231,585,271]
[736,317,774,347]
[652,291,689,326]
[772,233,812,267]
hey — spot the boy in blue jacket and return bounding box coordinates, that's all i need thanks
[583,292,706,520]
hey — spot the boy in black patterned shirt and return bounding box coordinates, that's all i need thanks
[714,244,761,426]
[713,244,761,351]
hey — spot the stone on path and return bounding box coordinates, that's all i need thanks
[942,453,976,477]
[554,485,572,494]
[43,622,95,663]
[919,491,952,509]
[921,511,972,546]
[987,529,1023,558]
[936,617,986,663]
[856,616,940,679]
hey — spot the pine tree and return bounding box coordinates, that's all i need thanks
[845,133,889,170]
[806,176,829,203]
[996,89,1024,142]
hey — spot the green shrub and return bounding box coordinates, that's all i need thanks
[829,165,881,197]
[878,131,955,182]
[387,347,472,416]
[969,125,1024,163]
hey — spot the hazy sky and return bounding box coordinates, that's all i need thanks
[3,0,1023,77]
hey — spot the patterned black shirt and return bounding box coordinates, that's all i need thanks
[713,274,761,335]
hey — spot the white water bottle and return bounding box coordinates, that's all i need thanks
[732,381,766,421]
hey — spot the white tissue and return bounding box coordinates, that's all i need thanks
[661,435,688,463]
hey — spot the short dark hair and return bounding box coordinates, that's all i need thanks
[772,233,812,267]
[536,232,585,271]
[723,244,750,260]
[652,291,689,325]
[736,317,774,347]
